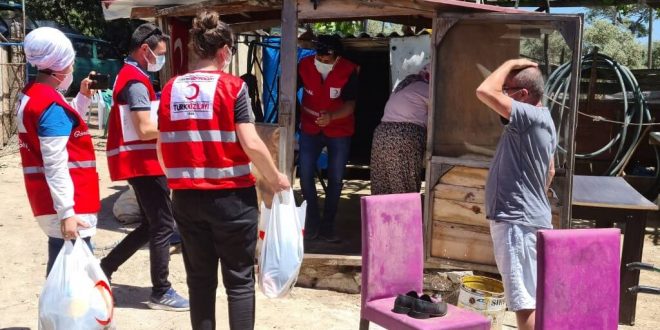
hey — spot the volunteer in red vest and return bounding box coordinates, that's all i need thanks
[158,11,290,329]
[103,23,189,311]
[298,35,358,243]
[19,27,99,274]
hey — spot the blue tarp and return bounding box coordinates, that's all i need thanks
[261,37,315,123]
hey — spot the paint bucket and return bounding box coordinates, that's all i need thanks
[457,275,506,330]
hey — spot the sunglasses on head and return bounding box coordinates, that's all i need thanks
[140,28,163,45]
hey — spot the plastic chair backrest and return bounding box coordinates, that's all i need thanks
[360,193,424,307]
[536,228,621,330]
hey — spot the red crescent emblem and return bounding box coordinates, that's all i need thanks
[186,83,200,100]
[94,280,114,326]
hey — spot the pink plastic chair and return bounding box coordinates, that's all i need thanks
[536,228,621,330]
[360,193,490,330]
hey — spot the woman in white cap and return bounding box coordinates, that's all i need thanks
[18,27,99,274]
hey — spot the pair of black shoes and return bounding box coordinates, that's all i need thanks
[304,231,341,243]
[392,291,448,319]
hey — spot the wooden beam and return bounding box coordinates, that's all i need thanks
[278,0,297,178]
[229,19,281,33]
[370,0,435,12]
[480,0,660,7]
[156,0,280,17]
[130,7,158,19]
[298,0,430,21]
[156,16,172,87]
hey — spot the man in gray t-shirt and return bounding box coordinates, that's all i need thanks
[476,59,556,330]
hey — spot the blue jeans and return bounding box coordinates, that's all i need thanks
[299,132,351,236]
[47,236,92,276]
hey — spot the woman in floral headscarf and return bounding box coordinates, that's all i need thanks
[370,64,430,195]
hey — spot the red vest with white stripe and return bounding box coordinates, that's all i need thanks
[158,71,256,190]
[17,83,100,217]
[299,55,357,137]
[106,62,164,181]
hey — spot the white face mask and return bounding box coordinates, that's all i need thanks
[53,71,73,93]
[145,47,166,72]
[314,58,335,80]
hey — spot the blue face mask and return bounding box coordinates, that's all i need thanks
[145,47,166,72]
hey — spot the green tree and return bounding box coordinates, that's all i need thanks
[651,41,660,69]
[311,21,364,36]
[26,0,106,37]
[521,31,572,66]
[583,19,646,68]
[521,19,646,69]
[586,4,656,38]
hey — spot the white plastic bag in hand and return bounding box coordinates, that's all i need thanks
[258,190,306,298]
[39,239,114,330]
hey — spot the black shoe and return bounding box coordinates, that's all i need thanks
[407,294,448,319]
[304,230,319,241]
[392,291,419,314]
[318,234,341,244]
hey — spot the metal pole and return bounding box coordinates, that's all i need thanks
[648,7,654,69]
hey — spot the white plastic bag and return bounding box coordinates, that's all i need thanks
[258,190,306,298]
[39,239,114,330]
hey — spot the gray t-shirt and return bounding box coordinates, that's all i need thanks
[485,100,557,228]
[119,81,152,111]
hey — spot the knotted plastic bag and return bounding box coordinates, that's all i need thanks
[258,190,306,298]
[39,239,114,330]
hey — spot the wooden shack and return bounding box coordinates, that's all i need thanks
[121,0,583,271]
[423,13,583,272]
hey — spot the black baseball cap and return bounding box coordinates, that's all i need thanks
[313,34,342,56]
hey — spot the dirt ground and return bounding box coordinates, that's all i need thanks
[0,125,659,329]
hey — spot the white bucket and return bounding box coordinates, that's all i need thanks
[457,275,506,330]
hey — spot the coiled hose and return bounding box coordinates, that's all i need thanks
[545,52,659,192]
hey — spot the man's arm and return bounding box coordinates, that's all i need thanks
[38,105,90,238]
[124,82,159,141]
[475,59,537,119]
[546,157,555,192]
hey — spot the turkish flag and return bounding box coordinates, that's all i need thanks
[168,17,191,76]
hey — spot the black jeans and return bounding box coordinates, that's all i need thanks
[100,175,175,297]
[173,187,258,330]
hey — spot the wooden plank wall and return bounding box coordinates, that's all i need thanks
[430,165,560,267]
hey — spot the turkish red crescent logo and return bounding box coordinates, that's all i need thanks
[186,83,200,100]
[94,280,114,325]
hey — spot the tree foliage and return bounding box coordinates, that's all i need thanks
[311,21,364,36]
[26,0,106,37]
[651,41,660,69]
[523,19,646,69]
[586,4,656,38]
[521,31,572,66]
[583,19,646,69]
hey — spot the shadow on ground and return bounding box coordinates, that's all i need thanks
[111,283,153,310]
